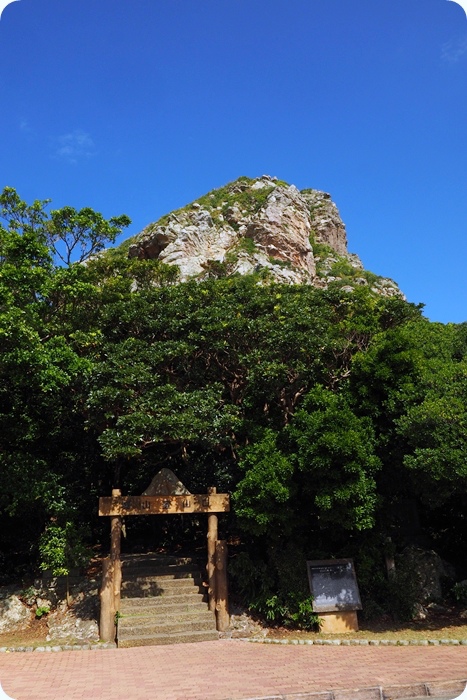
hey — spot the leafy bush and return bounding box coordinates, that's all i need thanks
[329,259,358,279]
[451,581,467,605]
[39,522,90,577]
[230,549,319,629]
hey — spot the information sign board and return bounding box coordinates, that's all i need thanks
[306,559,362,613]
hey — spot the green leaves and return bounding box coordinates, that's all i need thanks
[235,387,380,538]
[396,328,467,506]
[234,430,294,535]
[47,206,131,266]
[288,386,380,530]
[0,187,132,575]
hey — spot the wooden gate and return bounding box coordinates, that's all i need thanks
[98,472,230,642]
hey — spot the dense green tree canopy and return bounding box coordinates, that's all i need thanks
[1,187,466,625]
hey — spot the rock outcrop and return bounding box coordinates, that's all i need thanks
[0,589,32,633]
[0,576,99,642]
[127,176,403,298]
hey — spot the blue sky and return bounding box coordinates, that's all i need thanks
[1,0,466,323]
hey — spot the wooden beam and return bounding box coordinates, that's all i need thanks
[99,493,230,516]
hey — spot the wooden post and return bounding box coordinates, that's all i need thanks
[99,488,122,642]
[215,539,229,632]
[113,559,122,613]
[207,487,218,613]
[110,489,122,559]
[99,557,115,642]
[110,489,122,614]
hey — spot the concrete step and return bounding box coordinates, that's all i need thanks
[118,616,216,636]
[119,607,215,624]
[118,629,219,647]
[121,554,197,568]
[121,567,201,579]
[116,552,218,647]
[122,575,202,591]
[121,581,205,598]
[120,596,208,614]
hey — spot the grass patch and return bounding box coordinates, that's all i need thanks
[266,608,467,641]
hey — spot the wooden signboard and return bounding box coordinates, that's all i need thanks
[99,493,230,517]
[306,559,362,613]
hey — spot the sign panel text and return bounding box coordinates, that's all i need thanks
[99,494,230,516]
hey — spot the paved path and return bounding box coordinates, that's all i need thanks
[0,641,466,700]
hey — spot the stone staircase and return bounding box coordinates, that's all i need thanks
[117,553,219,647]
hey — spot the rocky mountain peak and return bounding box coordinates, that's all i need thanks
[127,176,402,298]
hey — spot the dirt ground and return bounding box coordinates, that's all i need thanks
[0,616,49,647]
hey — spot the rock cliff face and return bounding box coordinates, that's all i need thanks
[127,176,402,298]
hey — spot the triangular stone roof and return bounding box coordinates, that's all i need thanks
[142,468,191,496]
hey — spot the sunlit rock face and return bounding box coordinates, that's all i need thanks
[127,175,403,298]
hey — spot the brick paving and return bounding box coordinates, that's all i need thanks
[0,641,466,700]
